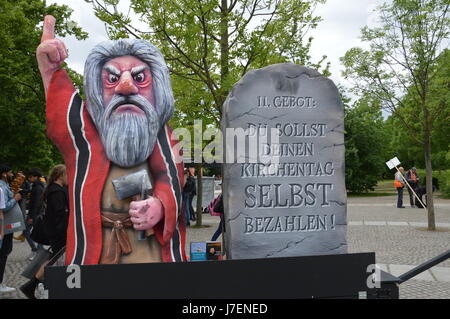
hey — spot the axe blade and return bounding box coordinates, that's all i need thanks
[112,169,152,200]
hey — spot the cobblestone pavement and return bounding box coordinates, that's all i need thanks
[1,195,449,299]
[399,280,450,299]
[347,195,450,222]
[348,225,450,267]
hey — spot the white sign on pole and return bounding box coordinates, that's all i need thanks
[386,160,395,170]
[386,157,401,170]
[391,157,400,167]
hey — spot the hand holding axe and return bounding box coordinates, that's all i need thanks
[112,169,153,240]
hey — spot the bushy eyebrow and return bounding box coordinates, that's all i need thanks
[103,64,120,76]
[131,65,147,75]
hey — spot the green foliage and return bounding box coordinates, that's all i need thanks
[438,171,450,199]
[383,116,423,168]
[341,0,448,228]
[425,49,450,171]
[0,0,87,173]
[416,168,450,197]
[344,93,388,193]
[341,0,449,143]
[383,49,450,171]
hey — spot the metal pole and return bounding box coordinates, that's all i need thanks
[394,166,426,209]
[398,249,450,283]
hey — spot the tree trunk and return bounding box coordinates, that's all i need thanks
[195,162,203,226]
[423,110,435,231]
[219,0,230,110]
[220,0,229,254]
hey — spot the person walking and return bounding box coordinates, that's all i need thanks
[394,167,405,208]
[24,168,45,260]
[210,194,224,241]
[0,164,21,293]
[405,167,420,208]
[20,164,69,299]
[182,169,196,226]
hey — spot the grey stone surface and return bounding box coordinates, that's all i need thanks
[365,221,387,226]
[431,267,450,282]
[409,222,428,227]
[376,263,389,272]
[222,63,346,259]
[347,195,450,222]
[348,225,450,268]
[387,221,409,226]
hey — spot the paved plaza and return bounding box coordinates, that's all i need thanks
[1,195,449,299]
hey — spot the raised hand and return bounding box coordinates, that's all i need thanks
[36,15,68,96]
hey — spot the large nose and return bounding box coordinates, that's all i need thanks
[115,71,138,96]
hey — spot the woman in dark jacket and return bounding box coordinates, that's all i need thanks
[45,165,69,253]
[20,164,69,299]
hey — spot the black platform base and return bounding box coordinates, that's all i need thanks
[45,252,397,299]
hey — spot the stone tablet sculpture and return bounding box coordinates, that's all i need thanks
[37,15,186,265]
[222,63,347,259]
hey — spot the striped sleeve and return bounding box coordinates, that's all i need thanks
[46,69,79,151]
[46,69,93,265]
[148,125,186,262]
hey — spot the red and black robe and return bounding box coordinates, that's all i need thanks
[46,69,186,265]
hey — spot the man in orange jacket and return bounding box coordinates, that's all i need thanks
[394,167,405,208]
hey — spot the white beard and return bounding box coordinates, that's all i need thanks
[95,94,160,167]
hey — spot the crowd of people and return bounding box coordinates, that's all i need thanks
[0,163,69,298]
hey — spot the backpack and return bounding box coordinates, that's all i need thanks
[31,213,50,245]
[208,195,222,216]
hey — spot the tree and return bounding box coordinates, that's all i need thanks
[341,0,449,230]
[88,0,329,224]
[344,94,388,193]
[386,49,450,172]
[0,0,87,173]
[417,49,450,172]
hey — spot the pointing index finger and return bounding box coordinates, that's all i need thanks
[41,15,56,43]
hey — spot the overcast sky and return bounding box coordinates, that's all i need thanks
[49,0,386,90]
